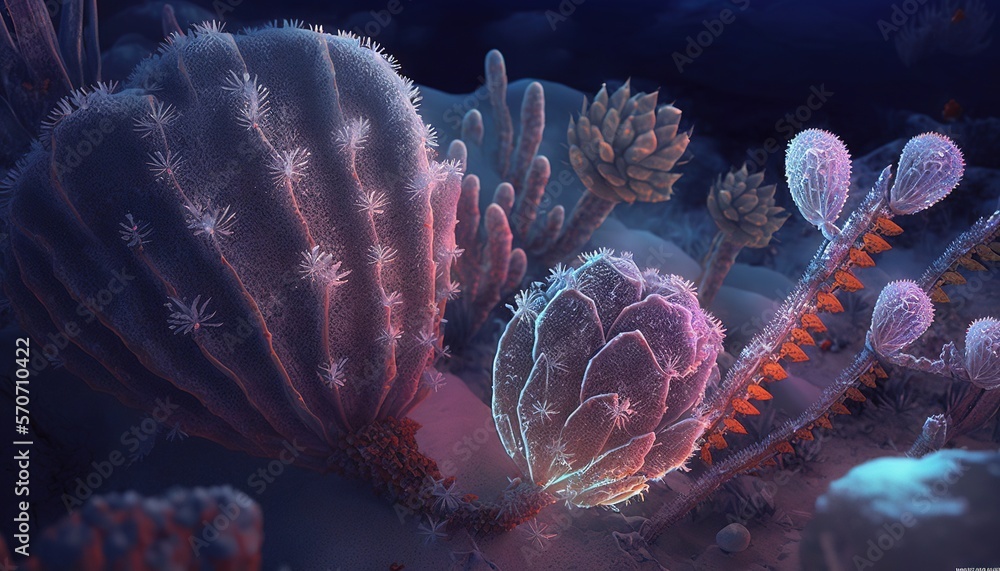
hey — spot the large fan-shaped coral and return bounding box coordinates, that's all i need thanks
[492,250,723,507]
[1,22,460,467]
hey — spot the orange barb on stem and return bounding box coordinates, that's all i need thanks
[849,247,876,268]
[707,432,728,450]
[790,328,816,346]
[834,270,864,292]
[780,342,809,362]
[747,384,773,401]
[863,232,892,254]
[800,313,827,333]
[846,387,867,402]
[875,217,903,236]
[732,398,761,416]
[816,291,844,313]
[761,361,788,381]
[831,402,851,415]
[930,286,950,303]
[724,418,748,434]
[859,371,877,388]
[775,441,795,454]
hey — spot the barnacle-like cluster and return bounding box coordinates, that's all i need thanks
[700,163,789,305]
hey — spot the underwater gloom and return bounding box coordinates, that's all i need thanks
[1,0,999,569]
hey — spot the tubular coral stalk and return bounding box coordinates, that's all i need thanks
[697,232,745,307]
[544,191,617,264]
[485,49,514,178]
[511,82,545,188]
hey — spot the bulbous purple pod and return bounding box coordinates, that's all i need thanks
[964,317,1000,390]
[888,132,964,215]
[868,280,935,355]
[784,129,852,240]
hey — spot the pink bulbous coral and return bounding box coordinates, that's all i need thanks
[492,249,723,507]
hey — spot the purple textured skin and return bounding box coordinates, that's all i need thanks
[784,128,852,240]
[1,24,461,465]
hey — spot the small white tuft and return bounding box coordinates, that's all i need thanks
[119,213,153,248]
[334,117,371,154]
[221,70,271,130]
[146,150,183,178]
[134,100,180,138]
[298,245,351,286]
[416,122,438,148]
[382,290,402,308]
[184,202,236,239]
[269,147,310,186]
[318,357,349,389]
[355,189,388,215]
[423,370,447,393]
[378,323,403,348]
[165,295,222,335]
[368,243,398,265]
[439,280,461,301]
[192,20,226,35]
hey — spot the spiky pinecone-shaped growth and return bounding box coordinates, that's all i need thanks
[568,81,690,204]
[492,250,723,507]
[0,23,460,466]
[699,163,790,306]
[707,163,789,248]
